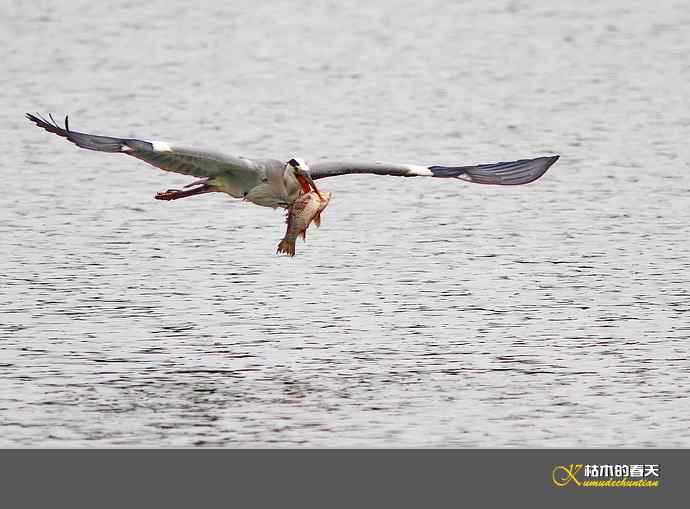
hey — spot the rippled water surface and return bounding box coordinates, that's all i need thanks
[2,0,689,446]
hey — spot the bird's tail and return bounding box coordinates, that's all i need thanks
[276,238,296,257]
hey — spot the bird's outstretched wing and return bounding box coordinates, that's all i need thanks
[309,155,559,185]
[26,113,260,180]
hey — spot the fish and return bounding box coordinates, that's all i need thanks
[276,191,332,256]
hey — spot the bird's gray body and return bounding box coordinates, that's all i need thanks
[133,148,301,207]
[241,159,303,208]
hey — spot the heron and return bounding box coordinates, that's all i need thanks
[26,113,559,251]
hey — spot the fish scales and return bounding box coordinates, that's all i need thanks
[276,191,331,256]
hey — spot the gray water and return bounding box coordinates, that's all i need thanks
[1,0,689,447]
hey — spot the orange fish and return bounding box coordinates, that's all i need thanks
[277,191,331,256]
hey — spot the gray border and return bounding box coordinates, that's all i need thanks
[0,449,683,508]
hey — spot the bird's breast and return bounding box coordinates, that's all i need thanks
[244,180,301,208]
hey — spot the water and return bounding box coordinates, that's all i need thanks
[1,0,689,446]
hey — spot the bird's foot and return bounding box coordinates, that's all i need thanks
[154,184,215,201]
[155,189,183,201]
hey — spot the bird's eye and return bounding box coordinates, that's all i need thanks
[288,158,299,167]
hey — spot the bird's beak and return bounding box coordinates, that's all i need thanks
[297,172,322,198]
[305,173,322,198]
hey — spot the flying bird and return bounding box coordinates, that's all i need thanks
[26,113,559,253]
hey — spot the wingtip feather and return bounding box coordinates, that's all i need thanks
[428,154,559,185]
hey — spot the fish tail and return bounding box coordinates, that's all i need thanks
[313,212,321,228]
[276,238,296,256]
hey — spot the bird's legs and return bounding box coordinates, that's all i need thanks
[155,181,216,201]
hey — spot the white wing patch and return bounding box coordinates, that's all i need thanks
[152,141,173,152]
[406,164,433,176]
[372,161,433,176]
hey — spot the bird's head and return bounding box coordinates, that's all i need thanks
[287,157,321,196]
